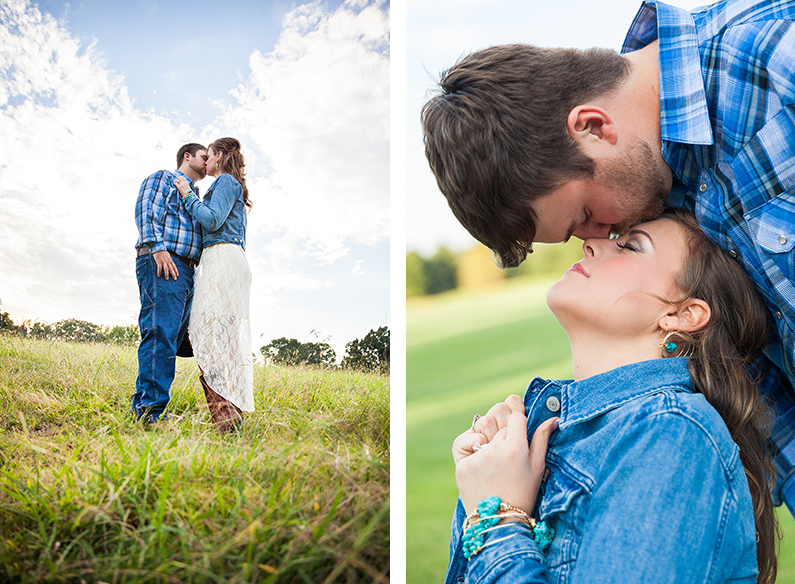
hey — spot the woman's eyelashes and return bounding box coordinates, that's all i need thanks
[615,239,640,252]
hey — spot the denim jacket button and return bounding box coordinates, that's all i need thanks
[546,396,561,412]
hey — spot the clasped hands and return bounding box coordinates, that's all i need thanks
[174,176,192,197]
[453,394,558,517]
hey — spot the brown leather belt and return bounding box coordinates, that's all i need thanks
[136,246,198,269]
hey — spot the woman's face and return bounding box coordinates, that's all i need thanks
[546,217,688,337]
[205,147,221,177]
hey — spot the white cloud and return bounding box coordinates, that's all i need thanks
[0,0,390,357]
[218,0,390,264]
[0,0,192,326]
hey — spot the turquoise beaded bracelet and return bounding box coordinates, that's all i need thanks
[462,497,502,558]
[530,516,555,550]
[462,496,555,559]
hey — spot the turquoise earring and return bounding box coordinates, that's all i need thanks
[660,331,677,356]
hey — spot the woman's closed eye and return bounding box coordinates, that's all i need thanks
[616,240,640,252]
[615,229,654,253]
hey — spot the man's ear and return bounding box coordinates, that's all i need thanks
[658,298,711,333]
[566,105,618,145]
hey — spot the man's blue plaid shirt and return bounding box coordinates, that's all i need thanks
[623,0,795,513]
[134,170,202,261]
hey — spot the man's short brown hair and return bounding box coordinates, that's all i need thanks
[176,143,206,169]
[421,44,630,267]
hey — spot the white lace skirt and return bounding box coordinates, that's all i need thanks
[189,243,254,411]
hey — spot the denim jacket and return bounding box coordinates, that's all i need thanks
[445,358,758,584]
[184,173,247,250]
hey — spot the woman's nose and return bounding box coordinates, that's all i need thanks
[582,237,609,259]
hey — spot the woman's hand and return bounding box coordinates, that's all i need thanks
[453,394,524,463]
[455,413,558,515]
[174,176,191,196]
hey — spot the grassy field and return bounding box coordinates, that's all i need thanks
[0,336,389,583]
[407,277,795,584]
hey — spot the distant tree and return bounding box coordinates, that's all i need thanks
[341,326,389,374]
[105,324,139,346]
[406,252,427,297]
[299,342,334,367]
[27,321,54,340]
[405,248,459,297]
[261,337,336,368]
[0,312,17,334]
[424,247,458,295]
[262,337,302,365]
[52,319,105,343]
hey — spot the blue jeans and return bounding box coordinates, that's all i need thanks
[132,254,194,422]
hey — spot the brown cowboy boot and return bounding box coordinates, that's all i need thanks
[199,374,242,432]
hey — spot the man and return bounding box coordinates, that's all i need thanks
[132,143,207,423]
[422,1,795,514]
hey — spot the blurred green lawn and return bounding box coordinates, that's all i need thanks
[407,277,795,584]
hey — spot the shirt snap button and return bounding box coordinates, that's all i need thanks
[779,235,788,245]
[728,249,737,258]
[546,396,561,412]
[699,183,708,192]
[776,311,783,320]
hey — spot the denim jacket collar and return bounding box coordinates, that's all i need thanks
[526,357,694,428]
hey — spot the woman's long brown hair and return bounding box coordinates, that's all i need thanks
[664,208,779,583]
[210,137,251,209]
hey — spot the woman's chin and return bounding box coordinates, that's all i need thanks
[545,279,566,312]
[545,285,579,329]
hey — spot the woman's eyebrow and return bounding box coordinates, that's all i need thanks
[627,228,653,244]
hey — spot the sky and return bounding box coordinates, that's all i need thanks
[406,0,708,256]
[0,0,390,358]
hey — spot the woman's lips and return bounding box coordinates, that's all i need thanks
[568,262,589,277]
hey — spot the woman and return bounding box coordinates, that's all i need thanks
[446,209,778,583]
[175,137,253,431]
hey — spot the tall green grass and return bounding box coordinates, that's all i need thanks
[0,336,389,583]
[407,278,795,584]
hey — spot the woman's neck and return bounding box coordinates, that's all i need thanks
[567,332,661,381]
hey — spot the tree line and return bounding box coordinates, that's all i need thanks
[407,240,584,297]
[261,326,389,374]
[0,312,389,374]
[0,313,139,345]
